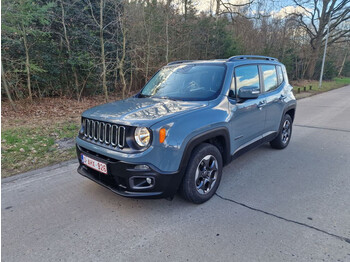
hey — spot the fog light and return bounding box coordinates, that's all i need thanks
[146,177,152,184]
[134,164,150,171]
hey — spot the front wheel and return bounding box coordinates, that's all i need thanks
[270,114,293,149]
[180,143,223,204]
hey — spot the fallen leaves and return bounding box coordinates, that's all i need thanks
[1,95,121,130]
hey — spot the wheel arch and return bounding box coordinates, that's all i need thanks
[178,127,231,175]
[283,104,296,122]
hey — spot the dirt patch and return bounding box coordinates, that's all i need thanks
[55,138,75,150]
[1,95,121,130]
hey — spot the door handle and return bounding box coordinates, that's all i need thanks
[257,100,266,109]
[279,94,287,101]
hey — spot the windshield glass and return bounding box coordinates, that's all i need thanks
[140,64,226,101]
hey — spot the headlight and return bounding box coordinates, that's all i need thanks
[134,127,151,147]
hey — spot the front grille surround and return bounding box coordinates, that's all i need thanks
[83,118,126,149]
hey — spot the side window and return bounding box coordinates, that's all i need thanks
[261,65,278,92]
[234,65,260,96]
[276,65,284,86]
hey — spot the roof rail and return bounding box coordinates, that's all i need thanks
[228,55,278,62]
[167,60,195,65]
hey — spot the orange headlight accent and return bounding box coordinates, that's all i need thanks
[159,128,166,143]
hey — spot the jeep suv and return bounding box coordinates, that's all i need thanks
[76,55,296,204]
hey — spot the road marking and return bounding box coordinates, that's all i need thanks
[294,124,350,133]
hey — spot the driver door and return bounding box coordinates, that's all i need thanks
[228,64,267,153]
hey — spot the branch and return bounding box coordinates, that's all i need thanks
[87,0,99,26]
[332,0,350,13]
[315,0,321,20]
[219,0,254,8]
[289,13,316,38]
[292,0,313,16]
[328,30,350,45]
[219,0,269,21]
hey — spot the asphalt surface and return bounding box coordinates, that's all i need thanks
[2,86,350,262]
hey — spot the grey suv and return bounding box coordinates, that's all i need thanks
[76,55,296,203]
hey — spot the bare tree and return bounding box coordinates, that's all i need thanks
[88,0,109,102]
[165,0,172,63]
[21,25,32,102]
[216,0,263,21]
[290,0,350,79]
[117,14,128,99]
[1,60,16,111]
[338,46,349,76]
[60,0,81,101]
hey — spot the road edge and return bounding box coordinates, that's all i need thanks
[1,159,78,184]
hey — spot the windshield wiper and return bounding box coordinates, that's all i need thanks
[156,96,178,101]
[138,93,151,98]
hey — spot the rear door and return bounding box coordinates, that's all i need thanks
[228,64,267,152]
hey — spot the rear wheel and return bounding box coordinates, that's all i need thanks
[180,143,223,204]
[270,114,293,149]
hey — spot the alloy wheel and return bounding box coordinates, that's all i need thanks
[282,119,291,144]
[194,155,218,195]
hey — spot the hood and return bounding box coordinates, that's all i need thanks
[82,97,209,126]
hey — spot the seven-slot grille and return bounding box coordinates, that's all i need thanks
[82,118,126,148]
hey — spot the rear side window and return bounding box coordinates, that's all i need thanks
[276,65,284,86]
[234,65,260,96]
[261,65,278,92]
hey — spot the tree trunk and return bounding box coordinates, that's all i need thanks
[184,0,188,21]
[165,0,171,63]
[100,0,108,102]
[306,43,321,79]
[128,68,133,95]
[338,49,348,77]
[60,0,80,101]
[22,27,32,102]
[165,17,169,63]
[1,61,16,111]
[216,0,220,17]
[119,25,127,99]
[145,34,151,82]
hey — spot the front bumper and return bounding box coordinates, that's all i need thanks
[76,145,183,199]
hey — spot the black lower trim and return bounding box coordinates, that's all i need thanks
[77,145,183,199]
[231,132,277,161]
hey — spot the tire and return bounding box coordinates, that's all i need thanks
[180,143,223,204]
[270,114,293,149]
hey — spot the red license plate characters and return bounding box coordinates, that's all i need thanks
[81,154,108,174]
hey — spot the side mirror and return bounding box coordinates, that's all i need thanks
[238,86,260,99]
[228,90,235,99]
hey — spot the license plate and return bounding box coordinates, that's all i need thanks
[81,154,108,174]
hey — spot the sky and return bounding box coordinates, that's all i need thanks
[190,0,310,18]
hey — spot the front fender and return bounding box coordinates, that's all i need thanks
[150,102,230,174]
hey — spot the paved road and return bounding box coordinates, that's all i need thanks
[2,86,350,262]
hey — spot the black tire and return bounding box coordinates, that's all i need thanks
[180,143,223,204]
[270,114,293,149]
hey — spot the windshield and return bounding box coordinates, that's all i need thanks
[140,64,226,101]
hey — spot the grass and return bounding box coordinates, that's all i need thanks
[1,121,80,178]
[292,77,350,99]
